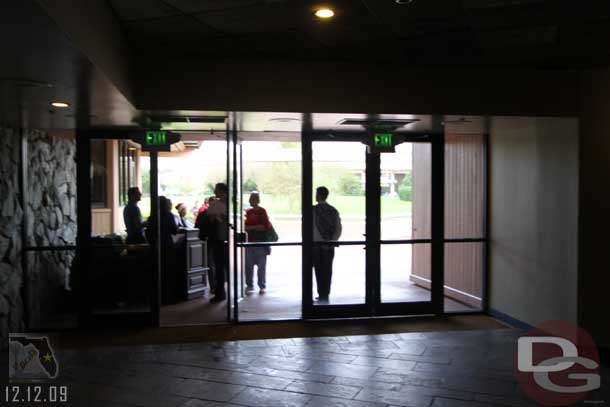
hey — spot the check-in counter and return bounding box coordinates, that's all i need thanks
[179,228,209,300]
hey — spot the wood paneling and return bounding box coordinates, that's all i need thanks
[445,133,485,239]
[92,208,112,235]
[412,143,432,281]
[411,134,484,308]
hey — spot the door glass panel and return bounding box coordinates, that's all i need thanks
[312,243,366,305]
[380,243,431,303]
[312,141,366,305]
[381,142,431,241]
[239,245,302,320]
[313,141,367,241]
[150,138,229,325]
[89,139,153,315]
[238,137,302,320]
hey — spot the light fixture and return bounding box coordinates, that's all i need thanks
[50,101,70,108]
[395,0,414,4]
[315,8,335,18]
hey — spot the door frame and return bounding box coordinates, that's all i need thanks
[301,124,445,319]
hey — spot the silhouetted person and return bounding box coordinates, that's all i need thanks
[208,183,228,302]
[157,196,179,304]
[124,187,145,244]
[312,186,342,303]
[244,192,272,294]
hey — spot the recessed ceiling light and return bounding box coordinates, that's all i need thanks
[395,0,414,4]
[315,8,335,18]
[50,101,70,108]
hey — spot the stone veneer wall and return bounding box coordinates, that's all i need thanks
[0,125,76,348]
[0,125,25,348]
[26,130,76,328]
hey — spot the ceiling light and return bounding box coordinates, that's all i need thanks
[395,0,414,4]
[50,101,70,108]
[315,8,335,18]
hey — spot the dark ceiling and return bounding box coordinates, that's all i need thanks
[108,0,610,67]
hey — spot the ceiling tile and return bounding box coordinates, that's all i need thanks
[123,15,221,53]
[477,25,557,49]
[108,0,180,21]
[360,0,467,39]
[194,2,304,34]
[162,0,260,14]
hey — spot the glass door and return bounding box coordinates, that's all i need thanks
[76,132,160,327]
[303,131,443,319]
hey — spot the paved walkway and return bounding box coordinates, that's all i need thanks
[49,329,608,406]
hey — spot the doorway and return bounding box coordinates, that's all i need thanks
[302,131,444,319]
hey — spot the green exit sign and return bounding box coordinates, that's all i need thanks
[369,132,396,153]
[134,130,180,152]
[374,133,393,148]
[145,131,167,146]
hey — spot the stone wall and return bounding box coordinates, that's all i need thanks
[25,130,76,328]
[0,126,76,348]
[0,125,24,348]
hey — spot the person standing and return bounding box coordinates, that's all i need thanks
[123,187,146,244]
[312,186,342,303]
[244,192,272,294]
[207,183,229,302]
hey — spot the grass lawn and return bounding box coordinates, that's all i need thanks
[257,195,412,217]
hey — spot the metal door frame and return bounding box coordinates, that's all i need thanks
[301,121,445,319]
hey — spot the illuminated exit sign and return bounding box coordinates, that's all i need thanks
[145,131,167,146]
[374,133,393,148]
[369,132,396,153]
[134,130,180,152]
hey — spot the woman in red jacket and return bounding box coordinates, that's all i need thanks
[244,191,272,294]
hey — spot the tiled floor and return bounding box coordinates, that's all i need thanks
[49,329,608,406]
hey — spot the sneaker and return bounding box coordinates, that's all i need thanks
[245,286,255,294]
[259,288,266,294]
[314,296,329,303]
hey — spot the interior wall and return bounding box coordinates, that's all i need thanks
[489,116,579,326]
[579,68,610,350]
[136,58,580,116]
[0,125,24,349]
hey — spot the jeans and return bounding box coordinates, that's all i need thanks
[245,247,268,289]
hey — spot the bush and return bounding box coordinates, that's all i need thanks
[338,174,364,196]
[398,172,412,201]
[243,178,258,193]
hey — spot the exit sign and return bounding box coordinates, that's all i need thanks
[369,132,396,153]
[133,130,180,152]
[146,131,167,146]
[374,133,393,148]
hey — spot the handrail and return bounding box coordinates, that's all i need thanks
[23,245,76,252]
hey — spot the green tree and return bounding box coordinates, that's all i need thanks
[243,178,258,193]
[337,173,364,196]
[141,168,150,195]
[398,172,412,201]
[256,162,302,212]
